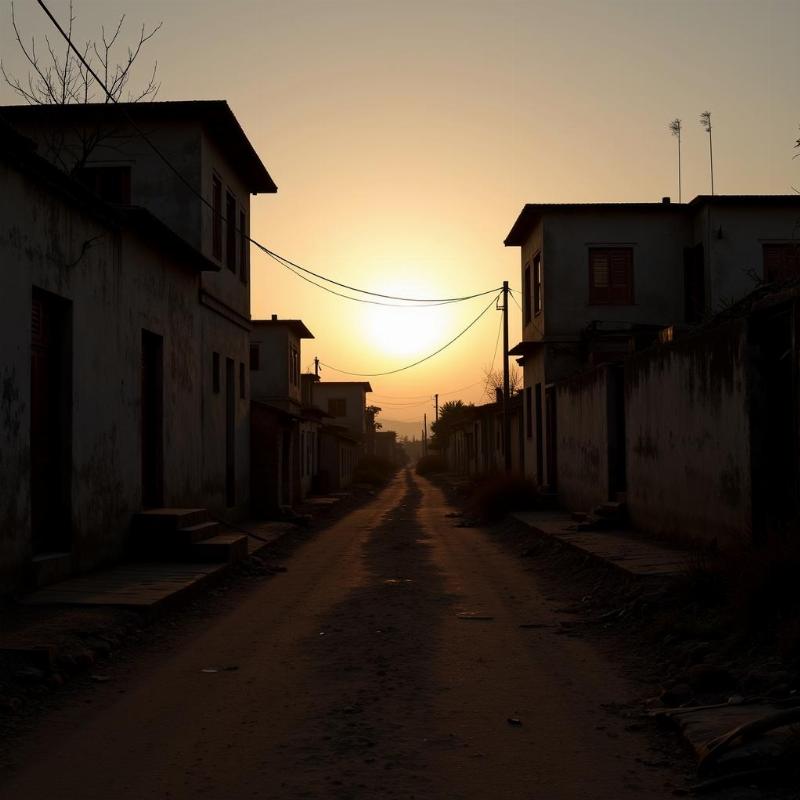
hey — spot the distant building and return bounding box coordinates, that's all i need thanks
[311,381,372,491]
[0,100,276,592]
[249,317,314,514]
[504,195,800,489]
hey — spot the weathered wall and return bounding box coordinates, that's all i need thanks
[625,321,751,547]
[1,143,250,592]
[312,383,368,440]
[555,366,611,511]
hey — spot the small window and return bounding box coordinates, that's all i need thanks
[250,343,260,371]
[328,398,346,417]
[523,264,531,324]
[226,192,237,272]
[239,362,245,399]
[288,346,300,387]
[75,165,132,204]
[239,210,248,284]
[589,247,633,305]
[533,253,543,315]
[763,243,800,284]
[212,352,220,393]
[212,176,222,260]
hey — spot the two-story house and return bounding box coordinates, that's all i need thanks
[311,381,372,491]
[249,316,314,513]
[2,101,277,515]
[504,195,800,488]
[0,100,277,592]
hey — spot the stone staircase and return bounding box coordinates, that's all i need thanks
[131,508,248,564]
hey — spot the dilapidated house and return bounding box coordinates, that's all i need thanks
[249,316,314,514]
[0,101,276,593]
[504,195,800,491]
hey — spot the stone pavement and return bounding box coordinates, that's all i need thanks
[511,510,689,578]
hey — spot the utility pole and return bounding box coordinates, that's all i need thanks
[435,393,439,422]
[314,356,320,377]
[502,280,511,471]
[423,413,428,456]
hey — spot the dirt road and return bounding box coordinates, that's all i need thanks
[1,470,683,799]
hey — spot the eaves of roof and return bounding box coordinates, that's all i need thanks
[0,100,277,193]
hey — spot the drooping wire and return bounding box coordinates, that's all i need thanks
[34,0,501,308]
[320,294,500,377]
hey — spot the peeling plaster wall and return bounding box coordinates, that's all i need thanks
[625,321,751,547]
[0,153,237,592]
[556,366,610,511]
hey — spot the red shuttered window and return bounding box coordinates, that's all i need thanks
[763,243,800,284]
[588,247,634,305]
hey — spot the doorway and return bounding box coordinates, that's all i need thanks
[30,289,71,554]
[226,357,236,507]
[545,386,558,489]
[141,330,164,509]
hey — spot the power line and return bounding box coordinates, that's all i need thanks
[34,0,501,308]
[320,293,500,377]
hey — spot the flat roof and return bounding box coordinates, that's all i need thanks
[503,195,800,247]
[252,319,314,339]
[315,381,373,392]
[0,100,277,194]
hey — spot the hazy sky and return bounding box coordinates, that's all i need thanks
[2,0,799,430]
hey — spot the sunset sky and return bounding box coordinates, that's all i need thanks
[2,0,799,433]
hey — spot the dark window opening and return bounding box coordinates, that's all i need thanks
[226,192,237,271]
[533,253,543,315]
[684,243,705,323]
[523,264,532,324]
[212,351,220,393]
[250,343,260,371]
[212,176,222,260]
[239,362,246,399]
[589,247,633,305]
[239,210,248,284]
[534,383,543,484]
[328,398,346,417]
[75,165,132,205]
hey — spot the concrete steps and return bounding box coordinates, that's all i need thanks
[573,500,628,531]
[131,508,247,564]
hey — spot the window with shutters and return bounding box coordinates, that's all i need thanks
[239,210,248,284]
[75,165,131,204]
[523,264,531,323]
[226,192,237,271]
[763,243,800,284]
[212,176,222,260]
[588,247,634,305]
[533,253,543,315]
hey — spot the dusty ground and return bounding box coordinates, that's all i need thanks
[1,470,695,799]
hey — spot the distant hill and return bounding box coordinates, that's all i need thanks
[379,418,427,441]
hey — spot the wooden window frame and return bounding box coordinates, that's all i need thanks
[533,253,543,315]
[763,243,800,284]
[212,176,222,260]
[239,210,248,284]
[225,191,237,272]
[588,247,634,306]
[523,263,532,324]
